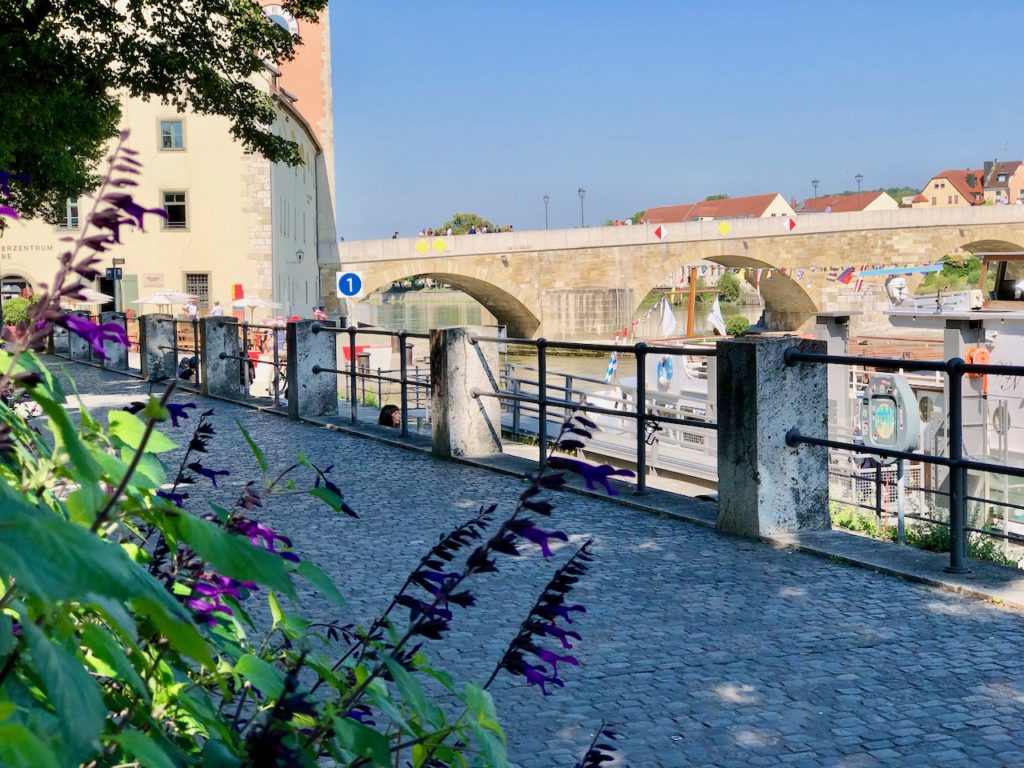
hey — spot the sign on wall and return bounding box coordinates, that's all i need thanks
[142,273,165,288]
[336,271,363,298]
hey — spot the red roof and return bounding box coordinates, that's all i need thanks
[797,190,888,213]
[643,193,783,223]
[912,194,928,203]
[926,169,985,203]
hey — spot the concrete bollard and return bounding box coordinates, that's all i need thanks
[99,311,129,369]
[199,317,242,398]
[716,336,830,538]
[139,314,175,381]
[430,325,502,459]
[288,320,338,418]
[68,310,93,361]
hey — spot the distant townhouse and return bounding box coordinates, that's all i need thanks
[983,160,1024,205]
[911,169,985,208]
[642,193,795,223]
[797,190,899,214]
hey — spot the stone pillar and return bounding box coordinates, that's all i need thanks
[814,312,857,432]
[716,336,830,538]
[199,317,242,398]
[139,314,174,381]
[99,311,128,369]
[287,320,338,418]
[68,310,92,361]
[430,325,502,458]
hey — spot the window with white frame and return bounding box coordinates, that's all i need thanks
[59,198,79,229]
[161,120,185,150]
[163,192,187,229]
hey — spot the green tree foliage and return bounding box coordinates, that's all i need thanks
[716,271,741,302]
[2,297,31,325]
[0,0,326,220]
[705,194,729,201]
[630,210,646,224]
[726,316,750,337]
[915,253,991,294]
[438,212,495,234]
[885,186,920,206]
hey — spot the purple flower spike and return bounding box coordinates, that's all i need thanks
[0,171,30,197]
[510,520,569,557]
[102,193,168,230]
[0,205,19,219]
[57,315,129,360]
[531,646,580,675]
[168,402,197,427]
[187,461,230,488]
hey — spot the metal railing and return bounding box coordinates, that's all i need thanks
[784,350,1024,573]
[125,313,142,372]
[309,325,430,437]
[470,336,718,495]
[157,317,201,389]
[213,321,288,407]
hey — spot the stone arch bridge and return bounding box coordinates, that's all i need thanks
[331,207,1024,340]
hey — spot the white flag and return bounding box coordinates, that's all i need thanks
[659,298,678,338]
[708,296,727,336]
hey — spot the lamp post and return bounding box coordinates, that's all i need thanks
[855,173,863,209]
[812,178,820,202]
[543,194,550,230]
[577,187,586,228]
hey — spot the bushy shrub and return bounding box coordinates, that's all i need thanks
[716,271,741,302]
[2,296,30,326]
[726,316,750,337]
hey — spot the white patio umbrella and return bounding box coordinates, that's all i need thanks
[231,296,283,322]
[63,287,114,308]
[131,291,197,312]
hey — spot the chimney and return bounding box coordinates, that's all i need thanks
[790,195,798,208]
[984,160,994,180]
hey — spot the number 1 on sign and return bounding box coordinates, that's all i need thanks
[336,271,363,298]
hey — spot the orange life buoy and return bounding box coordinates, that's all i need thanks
[965,346,990,394]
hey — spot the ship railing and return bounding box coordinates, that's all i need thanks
[784,349,1024,573]
[471,336,718,495]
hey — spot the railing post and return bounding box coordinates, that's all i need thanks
[199,317,241,398]
[68,310,92,361]
[348,326,358,424]
[537,338,548,465]
[874,463,883,522]
[272,329,281,408]
[398,330,409,438]
[946,359,970,573]
[430,326,502,459]
[138,313,174,381]
[170,319,179,376]
[191,318,201,388]
[241,324,251,394]
[717,337,830,537]
[289,320,338,419]
[634,342,648,495]
[99,311,128,369]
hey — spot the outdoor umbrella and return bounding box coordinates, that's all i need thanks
[131,291,197,313]
[231,296,283,322]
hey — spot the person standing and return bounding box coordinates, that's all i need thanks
[185,299,199,320]
[211,301,225,317]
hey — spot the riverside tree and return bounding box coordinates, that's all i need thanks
[0,0,327,221]
[438,212,496,234]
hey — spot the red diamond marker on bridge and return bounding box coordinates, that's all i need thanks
[784,217,797,231]
[654,225,667,240]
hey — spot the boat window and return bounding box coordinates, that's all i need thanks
[994,260,1024,301]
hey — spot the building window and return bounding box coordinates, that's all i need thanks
[59,198,79,229]
[931,197,937,206]
[998,173,1008,183]
[954,195,959,204]
[160,120,185,150]
[184,273,210,310]
[163,192,187,229]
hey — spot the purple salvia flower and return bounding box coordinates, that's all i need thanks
[538,623,582,650]
[531,646,580,675]
[187,461,230,488]
[168,402,197,427]
[156,489,189,508]
[57,315,129,360]
[102,193,167,230]
[548,456,636,496]
[0,205,19,219]
[0,171,30,197]
[509,519,569,557]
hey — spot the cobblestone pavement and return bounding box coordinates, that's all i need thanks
[55,361,1024,767]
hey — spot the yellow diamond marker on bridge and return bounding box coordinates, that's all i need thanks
[414,238,430,254]
[718,221,731,236]
[432,238,447,254]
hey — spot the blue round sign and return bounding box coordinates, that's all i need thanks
[337,272,362,297]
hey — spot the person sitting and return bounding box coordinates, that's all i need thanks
[177,356,198,382]
[378,404,401,428]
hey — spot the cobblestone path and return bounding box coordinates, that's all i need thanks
[56,361,1024,767]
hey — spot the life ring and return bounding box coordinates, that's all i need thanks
[965,346,990,395]
[656,355,674,390]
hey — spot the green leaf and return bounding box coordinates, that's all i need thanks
[0,701,15,721]
[22,621,105,758]
[234,654,285,699]
[113,729,176,768]
[171,515,294,597]
[383,656,433,726]
[0,612,14,657]
[309,486,344,512]
[79,624,150,702]
[332,717,390,766]
[143,397,170,422]
[108,411,176,453]
[200,738,244,768]
[267,590,284,630]
[463,684,503,738]
[235,419,267,475]
[467,721,510,768]
[295,560,346,607]
[0,723,61,768]
[29,388,101,484]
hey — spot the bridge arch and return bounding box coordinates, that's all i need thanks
[363,271,541,337]
[960,237,1024,254]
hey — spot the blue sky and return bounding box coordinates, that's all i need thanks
[330,1,1023,240]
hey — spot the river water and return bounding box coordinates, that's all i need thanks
[356,288,760,382]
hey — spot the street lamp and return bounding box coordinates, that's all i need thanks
[855,173,863,209]
[577,187,586,227]
[543,194,550,230]
[812,178,820,202]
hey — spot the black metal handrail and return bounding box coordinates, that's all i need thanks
[785,349,1024,573]
[469,335,718,495]
[309,326,429,437]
